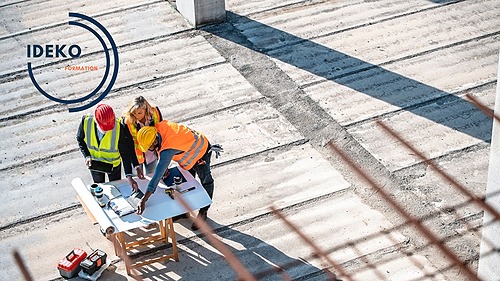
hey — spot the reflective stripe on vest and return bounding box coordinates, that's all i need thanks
[127,107,160,164]
[175,130,206,169]
[156,121,208,170]
[83,115,121,167]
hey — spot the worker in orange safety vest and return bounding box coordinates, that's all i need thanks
[135,120,223,231]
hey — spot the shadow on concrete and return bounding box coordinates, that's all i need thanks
[202,11,492,143]
[426,0,459,3]
[132,219,335,280]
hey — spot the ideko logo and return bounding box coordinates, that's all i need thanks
[26,13,119,112]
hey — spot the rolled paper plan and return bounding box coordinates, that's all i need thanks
[72,177,116,235]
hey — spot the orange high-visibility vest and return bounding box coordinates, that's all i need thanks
[126,107,160,164]
[155,121,209,170]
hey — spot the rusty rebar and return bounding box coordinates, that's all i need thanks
[327,140,481,281]
[465,94,498,122]
[270,205,352,281]
[174,192,257,281]
[12,249,33,281]
[376,120,500,223]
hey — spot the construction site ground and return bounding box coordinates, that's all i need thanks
[0,0,498,280]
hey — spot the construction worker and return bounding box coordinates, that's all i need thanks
[76,104,142,189]
[121,96,163,179]
[135,121,222,231]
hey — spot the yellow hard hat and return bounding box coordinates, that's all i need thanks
[137,126,158,152]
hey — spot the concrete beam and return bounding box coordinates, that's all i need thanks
[176,0,226,28]
[477,50,500,280]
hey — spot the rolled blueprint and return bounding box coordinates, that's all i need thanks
[71,178,116,235]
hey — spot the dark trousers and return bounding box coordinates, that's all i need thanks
[90,163,122,183]
[189,148,214,213]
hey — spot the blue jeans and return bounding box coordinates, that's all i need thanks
[144,158,158,175]
[189,148,214,213]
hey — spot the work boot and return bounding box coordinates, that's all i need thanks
[191,211,207,231]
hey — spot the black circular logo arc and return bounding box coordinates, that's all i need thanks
[27,12,119,112]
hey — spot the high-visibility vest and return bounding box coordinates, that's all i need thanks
[83,115,121,167]
[126,107,160,164]
[155,121,209,170]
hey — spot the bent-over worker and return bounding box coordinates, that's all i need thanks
[76,104,142,190]
[135,120,220,231]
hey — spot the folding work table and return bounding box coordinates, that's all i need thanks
[72,166,212,275]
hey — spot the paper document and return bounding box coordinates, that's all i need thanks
[107,189,144,217]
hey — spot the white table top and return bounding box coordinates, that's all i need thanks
[73,166,212,233]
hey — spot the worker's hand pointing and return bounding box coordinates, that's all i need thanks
[136,191,152,215]
[135,166,145,180]
[137,198,146,214]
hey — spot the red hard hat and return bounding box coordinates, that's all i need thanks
[94,104,116,131]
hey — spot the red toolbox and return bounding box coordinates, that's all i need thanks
[57,248,87,278]
[80,249,107,275]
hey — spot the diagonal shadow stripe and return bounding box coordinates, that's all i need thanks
[203,11,493,143]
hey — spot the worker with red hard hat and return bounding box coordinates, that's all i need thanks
[76,104,142,188]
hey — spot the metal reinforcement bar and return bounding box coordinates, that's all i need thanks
[174,193,257,281]
[327,140,481,281]
[376,120,500,223]
[270,206,350,281]
[12,249,34,281]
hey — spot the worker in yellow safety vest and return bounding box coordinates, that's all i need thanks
[121,96,163,176]
[76,104,142,189]
[135,120,223,231]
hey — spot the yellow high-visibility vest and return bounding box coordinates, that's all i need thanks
[126,107,160,164]
[83,115,121,167]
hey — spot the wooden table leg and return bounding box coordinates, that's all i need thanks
[166,218,179,261]
[116,232,131,275]
[116,219,179,276]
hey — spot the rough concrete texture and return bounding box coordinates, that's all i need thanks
[0,0,496,280]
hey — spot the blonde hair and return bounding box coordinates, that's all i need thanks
[122,96,156,125]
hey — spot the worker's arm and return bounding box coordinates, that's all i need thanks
[137,148,181,214]
[118,122,141,190]
[76,116,92,167]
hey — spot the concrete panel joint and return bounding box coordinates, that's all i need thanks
[175,0,226,28]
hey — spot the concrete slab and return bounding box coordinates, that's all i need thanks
[0,1,188,76]
[226,0,303,16]
[111,63,264,123]
[0,0,161,37]
[205,143,351,225]
[1,33,225,119]
[256,0,500,86]
[231,0,444,51]
[0,208,117,281]
[129,194,443,281]
[270,25,499,125]
[347,90,493,172]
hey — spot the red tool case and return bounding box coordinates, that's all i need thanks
[57,248,87,278]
